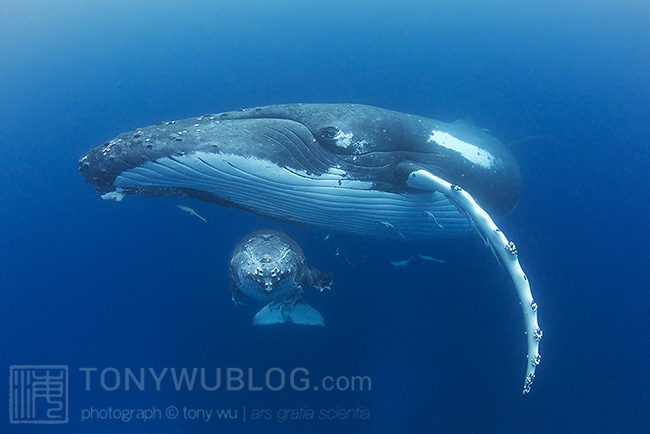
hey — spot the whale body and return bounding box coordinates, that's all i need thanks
[79,103,520,240]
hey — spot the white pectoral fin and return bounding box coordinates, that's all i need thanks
[407,169,542,394]
[253,299,325,327]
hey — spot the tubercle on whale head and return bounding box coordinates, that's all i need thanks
[78,143,127,196]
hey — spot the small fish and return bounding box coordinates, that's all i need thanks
[380,221,405,239]
[391,256,414,268]
[176,204,208,223]
[329,241,355,266]
[418,255,445,264]
[380,220,396,230]
[424,210,444,229]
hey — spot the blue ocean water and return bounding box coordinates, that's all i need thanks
[1,0,649,433]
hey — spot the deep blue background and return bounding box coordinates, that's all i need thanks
[1,1,649,433]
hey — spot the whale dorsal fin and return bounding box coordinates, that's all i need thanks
[507,135,546,148]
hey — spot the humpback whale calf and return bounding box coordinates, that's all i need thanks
[79,103,542,393]
[229,230,332,326]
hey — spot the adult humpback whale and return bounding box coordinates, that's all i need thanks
[79,103,542,393]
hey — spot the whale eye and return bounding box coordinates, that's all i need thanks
[319,126,339,140]
[316,126,359,155]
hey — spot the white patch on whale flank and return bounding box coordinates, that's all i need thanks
[333,130,354,148]
[332,130,368,153]
[428,130,495,169]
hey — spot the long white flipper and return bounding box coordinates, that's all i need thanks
[407,169,542,394]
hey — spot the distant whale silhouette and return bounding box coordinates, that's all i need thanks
[79,103,542,393]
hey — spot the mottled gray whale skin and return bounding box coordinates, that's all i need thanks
[229,230,332,326]
[79,103,521,239]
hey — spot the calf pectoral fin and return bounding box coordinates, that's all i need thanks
[305,266,333,292]
[230,285,247,305]
[253,299,325,327]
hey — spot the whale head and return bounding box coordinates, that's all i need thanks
[229,230,305,303]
